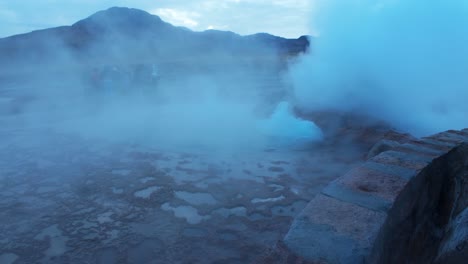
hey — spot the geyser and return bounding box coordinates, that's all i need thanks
[290,0,468,136]
[258,101,323,148]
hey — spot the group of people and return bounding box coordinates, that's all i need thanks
[88,63,160,96]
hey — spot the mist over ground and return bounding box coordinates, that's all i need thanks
[2,6,445,263]
[0,7,321,153]
[10,65,322,153]
[290,0,468,136]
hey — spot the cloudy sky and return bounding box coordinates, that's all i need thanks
[0,0,312,38]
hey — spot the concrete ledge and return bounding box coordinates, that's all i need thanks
[284,129,468,263]
[363,161,416,179]
[435,207,468,264]
[285,194,386,264]
[323,165,408,211]
[323,181,393,212]
[419,138,459,150]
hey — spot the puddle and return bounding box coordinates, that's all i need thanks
[212,207,247,218]
[104,229,120,243]
[175,191,217,205]
[268,184,285,192]
[271,200,308,217]
[97,211,114,224]
[0,253,18,264]
[36,186,59,194]
[219,232,238,241]
[139,177,155,184]
[112,169,131,176]
[73,219,98,230]
[96,247,119,264]
[223,222,248,231]
[73,207,95,215]
[182,228,207,238]
[251,195,285,204]
[34,224,68,258]
[248,213,269,221]
[269,166,285,172]
[112,187,124,194]
[134,186,161,199]
[290,186,300,195]
[36,159,56,169]
[127,239,163,263]
[161,203,210,224]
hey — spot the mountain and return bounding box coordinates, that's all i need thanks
[0,7,309,74]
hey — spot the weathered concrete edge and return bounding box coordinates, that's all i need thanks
[284,129,468,264]
[368,141,468,263]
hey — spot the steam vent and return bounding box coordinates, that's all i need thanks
[278,129,468,264]
[1,5,468,264]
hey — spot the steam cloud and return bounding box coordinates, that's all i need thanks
[58,77,267,152]
[290,0,468,136]
[1,7,323,153]
[5,45,320,153]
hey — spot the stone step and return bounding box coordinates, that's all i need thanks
[393,142,446,158]
[284,194,386,264]
[370,150,433,170]
[446,129,468,138]
[322,165,409,212]
[284,129,468,264]
[439,131,468,141]
[364,161,416,180]
[419,137,458,150]
[433,136,466,144]
[425,133,466,145]
[406,139,454,152]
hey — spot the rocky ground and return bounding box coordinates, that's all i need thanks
[0,118,379,263]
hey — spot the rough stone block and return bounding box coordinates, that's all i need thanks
[369,142,468,264]
[367,139,400,159]
[370,150,432,170]
[421,138,460,149]
[284,194,386,264]
[435,208,468,264]
[426,135,465,145]
[440,130,468,139]
[394,142,446,157]
[323,183,392,212]
[323,165,409,211]
[410,139,454,152]
[284,130,468,264]
[438,135,466,143]
[364,161,416,179]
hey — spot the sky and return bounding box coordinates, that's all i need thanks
[0,0,311,38]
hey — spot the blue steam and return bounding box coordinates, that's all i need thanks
[258,101,323,147]
[291,0,468,136]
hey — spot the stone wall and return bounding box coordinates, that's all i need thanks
[283,129,468,264]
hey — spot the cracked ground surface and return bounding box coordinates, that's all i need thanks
[0,123,368,264]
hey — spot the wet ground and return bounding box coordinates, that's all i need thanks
[0,122,367,264]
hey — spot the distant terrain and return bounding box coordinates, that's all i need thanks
[0,7,309,77]
[3,6,465,264]
[0,7,311,119]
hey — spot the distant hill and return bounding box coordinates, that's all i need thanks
[0,7,309,73]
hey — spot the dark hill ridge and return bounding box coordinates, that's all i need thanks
[0,7,309,72]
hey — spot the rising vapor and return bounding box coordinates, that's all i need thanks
[290,0,468,136]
